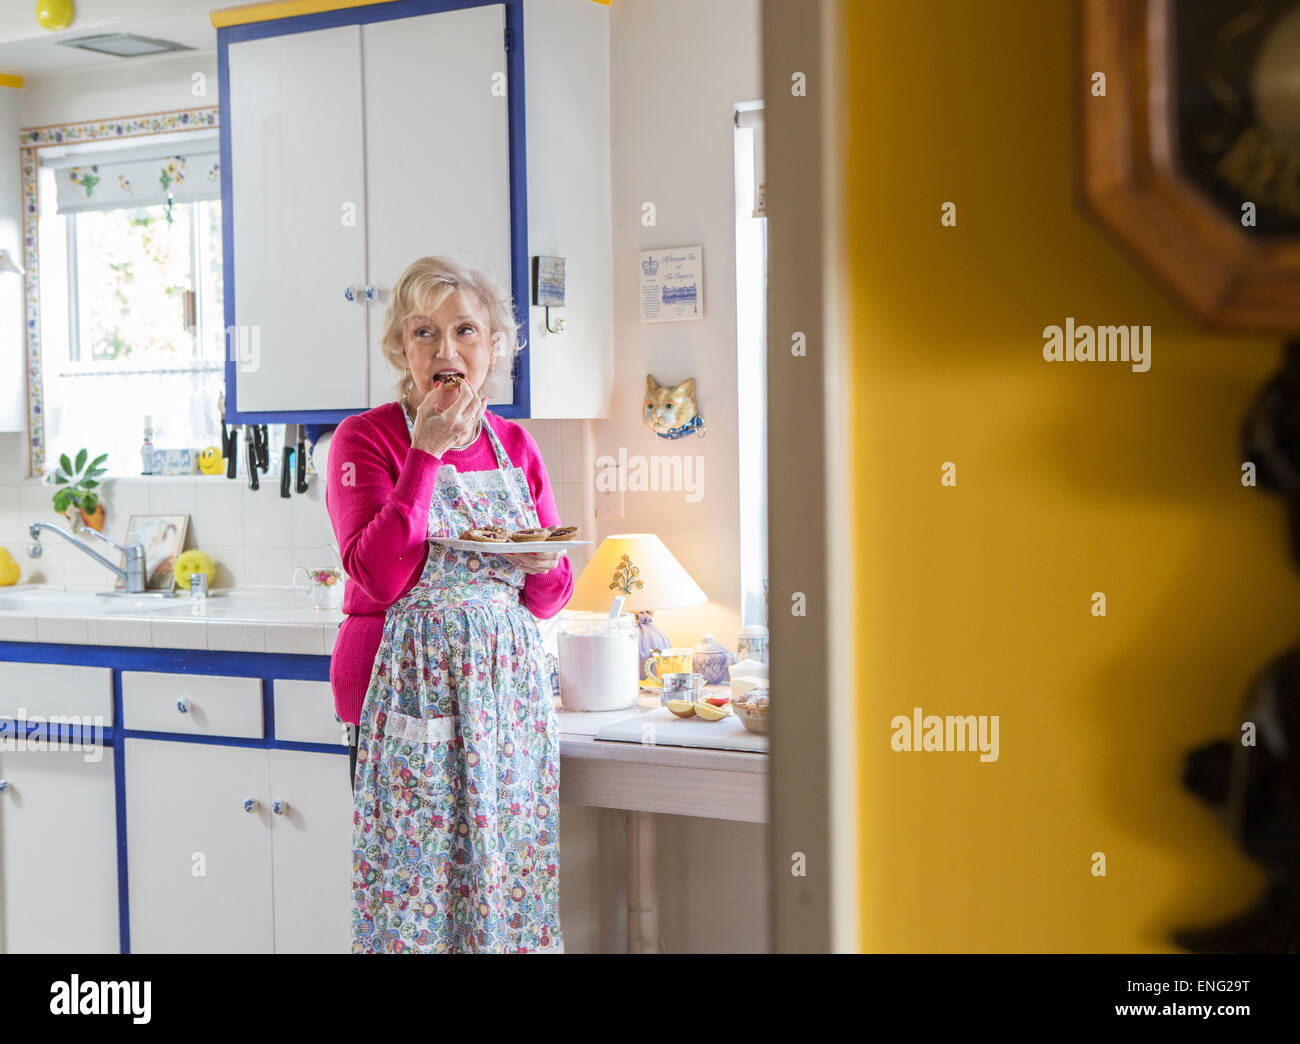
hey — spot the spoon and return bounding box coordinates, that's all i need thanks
[607,594,626,630]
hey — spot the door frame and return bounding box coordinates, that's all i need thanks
[763,0,859,953]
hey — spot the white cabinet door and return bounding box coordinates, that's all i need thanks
[268,749,353,953]
[125,739,273,953]
[361,4,513,409]
[228,24,369,413]
[0,747,119,953]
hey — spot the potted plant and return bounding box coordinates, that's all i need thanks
[46,449,108,531]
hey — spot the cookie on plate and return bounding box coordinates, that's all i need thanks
[546,525,578,540]
[459,525,508,542]
[508,527,551,542]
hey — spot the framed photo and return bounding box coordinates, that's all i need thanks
[1081,0,1300,329]
[116,514,189,591]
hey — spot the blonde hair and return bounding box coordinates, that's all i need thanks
[380,256,522,403]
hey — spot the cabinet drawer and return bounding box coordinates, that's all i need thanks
[0,661,113,724]
[122,671,263,739]
[273,680,345,746]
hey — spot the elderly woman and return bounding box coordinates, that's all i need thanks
[325,256,572,953]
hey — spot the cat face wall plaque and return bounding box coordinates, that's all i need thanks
[643,375,706,439]
[1081,0,1300,330]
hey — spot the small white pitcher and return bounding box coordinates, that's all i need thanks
[292,566,344,610]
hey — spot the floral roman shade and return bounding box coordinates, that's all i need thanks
[51,139,220,215]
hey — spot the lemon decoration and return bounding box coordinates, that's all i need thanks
[198,446,224,475]
[175,550,216,591]
[0,547,19,586]
[35,0,74,32]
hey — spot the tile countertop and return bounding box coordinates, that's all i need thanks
[0,585,342,655]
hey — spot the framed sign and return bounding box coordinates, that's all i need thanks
[1081,0,1300,330]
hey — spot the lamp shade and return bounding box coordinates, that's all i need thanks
[569,533,707,613]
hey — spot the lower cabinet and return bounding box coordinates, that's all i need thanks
[126,739,352,954]
[0,745,119,953]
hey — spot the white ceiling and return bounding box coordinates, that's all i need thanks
[0,0,255,77]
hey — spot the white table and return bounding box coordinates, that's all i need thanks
[556,693,768,953]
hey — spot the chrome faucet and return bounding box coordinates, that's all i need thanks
[27,520,148,593]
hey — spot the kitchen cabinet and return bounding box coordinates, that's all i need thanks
[126,738,351,954]
[0,746,119,954]
[219,0,613,423]
[0,85,22,434]
[126,739,274,953]
[0,638,349,953]
[224,22,371,418]
[268,748,353,954]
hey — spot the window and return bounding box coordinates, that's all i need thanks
[735,103,768,628]
[36,133,227,478]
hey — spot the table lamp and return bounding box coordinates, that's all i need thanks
[568,533,707,679]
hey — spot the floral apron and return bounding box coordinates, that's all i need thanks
[350,408,563,953]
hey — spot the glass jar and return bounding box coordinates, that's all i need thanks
[736,624,769,664]
[556,610,640,711]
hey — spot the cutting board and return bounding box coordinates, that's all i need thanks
[595,707,768,753]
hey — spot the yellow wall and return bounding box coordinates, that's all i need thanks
[844,0,1295,951]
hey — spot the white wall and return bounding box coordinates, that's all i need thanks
[594,0,760,652]
[555,0,767,956]
[19,52,219,128]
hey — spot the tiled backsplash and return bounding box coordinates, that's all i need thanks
[0,420,593,591]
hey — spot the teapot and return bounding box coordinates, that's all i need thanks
[691,633,736,685]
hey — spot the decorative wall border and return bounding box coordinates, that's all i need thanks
[19,106,219,477]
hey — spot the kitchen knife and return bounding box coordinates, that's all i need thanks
[280,424,293,498]
[295,424,309,494]
[219,394,239,479]
[254,425,270,473]
[247,433,260,490]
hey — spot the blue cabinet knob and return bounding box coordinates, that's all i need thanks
[176,699,189,713]
[243,797,257,813]
[0,779,9,793]
[363,285,377,301]
[272,799,286,816]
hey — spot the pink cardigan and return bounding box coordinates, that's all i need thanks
[324,402,574,725]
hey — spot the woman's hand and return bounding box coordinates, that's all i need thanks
[503,550,566,575]
[411,382,487,457]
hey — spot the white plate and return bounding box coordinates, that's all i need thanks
[432,538,593,553]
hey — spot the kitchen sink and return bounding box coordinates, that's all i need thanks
[0,589,195,615]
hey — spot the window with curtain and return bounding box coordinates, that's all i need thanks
[36,130,227,478]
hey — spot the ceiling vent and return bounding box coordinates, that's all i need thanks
[57,33,194,59]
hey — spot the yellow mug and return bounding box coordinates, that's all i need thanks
[644,647,694,685]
